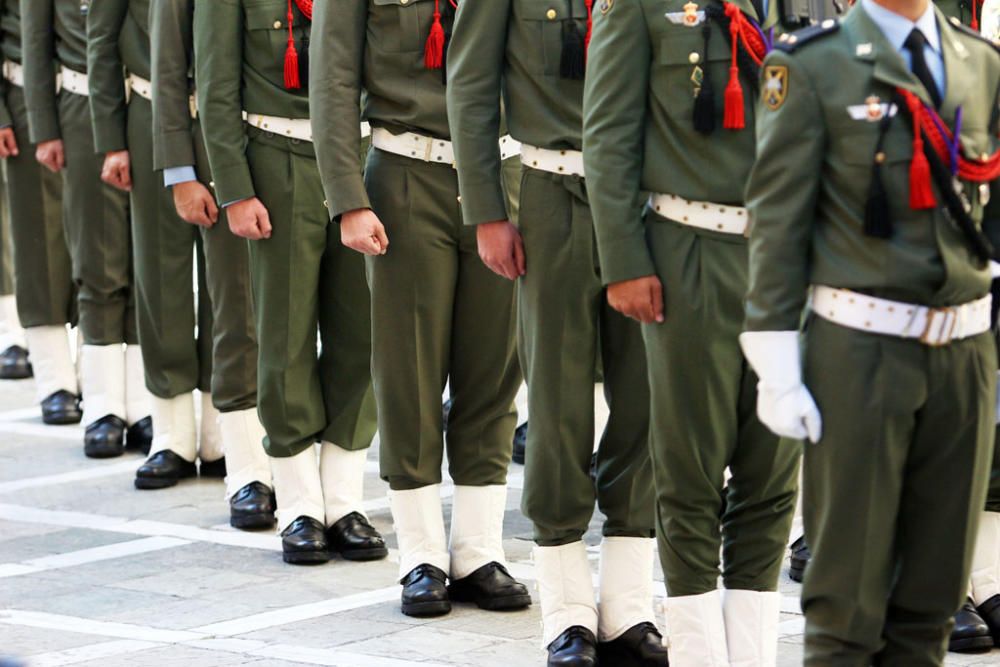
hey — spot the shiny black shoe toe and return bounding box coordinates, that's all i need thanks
[126,416,153,454]
[282,516,330,565]
[977,594,1000,646]
[597,622,669,666]
[512,421,527,465]
[401,564,451,617]
[199,456,227,478]
[230,482,276,530]
[84,415,126,459]
[548,626,598,666]
[41,390,82,425]
[326,512,388,561]
[950,598,994,653]
[134,450,197,489]
[789,535,810,583]
[448,561,531,611]
[0,345,32,380]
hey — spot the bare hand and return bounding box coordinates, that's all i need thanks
[607,275,665,324]
[35,139,65,173]
[101,150,132,192]
[227,197,272,240]
[341,208,389,256]
[172,180,219,228]
[0,127,19,158]
[477,220,525,280]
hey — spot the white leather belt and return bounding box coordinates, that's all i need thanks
[520,144,584,178]
[3,60,23,88]
[127,74,152,101]
[811,286,992,347]
[60,66,89,97]
[246,113,371,143]
[648,193,748,235]
[372,127,520,167]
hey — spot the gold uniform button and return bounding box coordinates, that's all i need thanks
[401,0,409,4]
[273,20,282,29]
[546,8,557,19]
[689,52,700,64]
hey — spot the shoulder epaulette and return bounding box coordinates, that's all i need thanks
[774,19,840,53]
[946,15,1000,52]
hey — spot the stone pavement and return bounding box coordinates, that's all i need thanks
[0,376,997,667]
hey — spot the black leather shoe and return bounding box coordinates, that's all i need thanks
[84,415,126,459]
[789,535,811,583]
[950,598,994,652]
[548,626,598,666]
[126,416,152,454]
[0,345,31,380]
[134,450,197,489]
[448,561,531,611]
[401,564,451,617]
[512,422,527,465]
[597,622,669,665]
[200,457,226,478]
[977,594,1000,646]
[41,390,82,425]
[230,482,276,530]
[326,512,388,561]
[281,516,330,565]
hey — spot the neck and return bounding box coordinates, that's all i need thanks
[871,0,929,22]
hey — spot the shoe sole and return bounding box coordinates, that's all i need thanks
[597,643,645,666]
[949,636,995,653]
[231,514,277,530]
[134,477,181,490]
[283,550,331,565]
[337,546,389,562]
[85,447,125,460]
[401,599,452,617]
[448,586,532,612]
[44,413,83,426]
[0,370,33,380]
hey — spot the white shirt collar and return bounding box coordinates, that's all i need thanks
[861,0,941,56]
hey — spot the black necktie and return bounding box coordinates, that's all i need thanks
[903,29,942,108]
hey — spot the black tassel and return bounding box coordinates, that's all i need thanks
[298,36,309,88]
[693,25,715,134]
[560,20,586,80]
[863,113,894,238]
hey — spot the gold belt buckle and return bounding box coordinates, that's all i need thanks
[919,307,958,346]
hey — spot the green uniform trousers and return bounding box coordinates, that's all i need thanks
[4,86,73,328]
[986,333,1000,513]
[0,165,13,296]
[801,317,996,666]
[517,168,653,546]
[643,212,800,597]
[60,90,134,345]
[364,148,520,491]
[246,129,376,458]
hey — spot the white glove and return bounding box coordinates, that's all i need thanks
[982,0,1000,42]
[739,330,822,443]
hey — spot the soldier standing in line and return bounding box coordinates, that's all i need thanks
[741,0,1000,661]
[447,2,663,664]
[194,0,388,565]
[0,0,80,425]
[22,0,150,458]
[310,0,531,618]
[0,180,30,382]
[87,0,226,490]
[583,0,801,663]
[127,0,274,526]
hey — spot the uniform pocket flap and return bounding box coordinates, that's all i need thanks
[244,3,286,30]
[658,31,727,65]
[371,0,432,6]
[517,2,568,21]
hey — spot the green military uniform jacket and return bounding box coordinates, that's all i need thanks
[150,0,196,171]
[0,0,24,128]
[582,0,777,285]
[310,0,455,220]
[447,0,585,226]
[86,0,152,154]
[21,0,88,143]
[194,0,310,206]
[745,7,1000,333]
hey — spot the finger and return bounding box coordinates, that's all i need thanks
[650,280,665,323]
[120,167,132,191]
[374,225,389,254]
[513,235,526,276]
[257,209,272,239]
[191,210,212,228]
[8,136,18,156]
[805,405,822,444]
[56,150,65,170]
[206,199,219,224]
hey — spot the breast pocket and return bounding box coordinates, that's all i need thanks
[370,0,435,54]
[513,0,576,76]
[656,27,729,121]
[244,1,293,55]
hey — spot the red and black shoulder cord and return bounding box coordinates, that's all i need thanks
[697,2,769,133]
[864,88,1000,262]
[283,0,313,89]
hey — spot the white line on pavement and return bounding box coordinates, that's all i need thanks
[0,460,139,495]
[25,639,162,667]
[0,421,82,441]
[0,610,206,643]
[0,536,190,579]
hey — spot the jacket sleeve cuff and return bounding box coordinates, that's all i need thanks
[154,129,198,172]
[324,173,372,221]
[459,179,508,226]
[27,108,60,143]
[211,162,256,206]
[93,121,127,154]
[598,235,657,285]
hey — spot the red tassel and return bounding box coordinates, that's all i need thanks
[424,0,445,69]
[283,1,300,89]
[723,13,744,130]
[584,0,594,57]
[972,0,980,30]
[905,98,935,209]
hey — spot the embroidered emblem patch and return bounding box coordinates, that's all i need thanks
[600,0,614,14]
[762,65,788,111]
